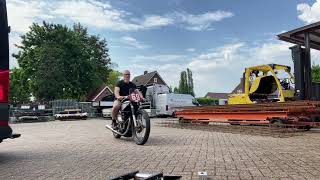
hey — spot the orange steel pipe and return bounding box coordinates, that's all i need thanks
[177,111,288,121]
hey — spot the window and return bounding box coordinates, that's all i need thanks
[154,77,157,83]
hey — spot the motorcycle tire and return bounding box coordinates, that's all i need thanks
[133,109,150,145]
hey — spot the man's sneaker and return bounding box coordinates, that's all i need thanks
[111,120,118,130]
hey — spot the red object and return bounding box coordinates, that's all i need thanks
[175,101,320,127]
[129,92,142,102]
[0,70,9,103]
[0,121,9,126]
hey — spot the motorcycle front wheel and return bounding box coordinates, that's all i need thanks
[133,109,150,145]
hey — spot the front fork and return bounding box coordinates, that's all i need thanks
[130,104,138,128]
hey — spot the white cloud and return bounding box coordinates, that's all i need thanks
[51,1,175,31]
[312,49,320,64]
[120,36,149,49]
[7,0,53,33]
[7,0,233,33]
[7,0,174,33]
[9,33,22,68]
[248,41,292,65]
[52,0,142,31]
[297,1,320,24]
[189,43,245,71]
[131,54,186,63]
[141,15,174,28]
[186,48,195,52]
[173,11,234,31]
[186,43,246,96]
[50,2,232,31]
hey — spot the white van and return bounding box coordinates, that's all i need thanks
[156,93,199,116]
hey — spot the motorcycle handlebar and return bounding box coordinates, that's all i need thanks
[119,96,128,103]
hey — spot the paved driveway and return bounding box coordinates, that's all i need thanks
[0,119,320,179]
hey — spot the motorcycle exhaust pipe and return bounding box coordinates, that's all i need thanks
[105,123,131,136]
[105,125,123,135]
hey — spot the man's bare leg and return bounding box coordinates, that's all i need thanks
[111,106,120,121]
[111,100,121,127]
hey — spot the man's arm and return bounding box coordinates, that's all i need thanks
[114,87,124,100]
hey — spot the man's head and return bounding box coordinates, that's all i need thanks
[122,70,131,83]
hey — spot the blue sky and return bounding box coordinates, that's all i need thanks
[7,0,320,97]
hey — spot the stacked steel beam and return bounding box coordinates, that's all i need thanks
[175,101,320,127]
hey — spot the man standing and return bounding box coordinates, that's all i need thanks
[111,70,144,128]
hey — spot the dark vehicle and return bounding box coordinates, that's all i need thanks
[0,0,20,143]
[105,89,150,145]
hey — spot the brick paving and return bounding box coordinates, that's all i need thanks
[0,119,320,179]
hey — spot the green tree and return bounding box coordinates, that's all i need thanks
[178,71,188,94]
[173,87,179,93]
[12,22,111,101]
[187,68,194,96]
[312,63,320,83]
[9,68,30,104]
[176,68,195,96]
[107,70,121,91]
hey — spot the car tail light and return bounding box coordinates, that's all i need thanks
[0,70,9,103]
[0,121,8,126]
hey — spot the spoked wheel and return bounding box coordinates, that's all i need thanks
[133,109,150,145]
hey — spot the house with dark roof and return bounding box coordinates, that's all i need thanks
[205,92,229,99]
[132,71,167,87]
[231,78,244,94]
[87,84,113,102]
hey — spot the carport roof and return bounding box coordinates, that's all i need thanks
[277,21,320,50]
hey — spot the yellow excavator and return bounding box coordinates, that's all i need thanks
[228,64,295,104]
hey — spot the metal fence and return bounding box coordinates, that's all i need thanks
[50,99,97,118]
[78,102,97,118]
[50,99,78,115]
[10,99,100,120]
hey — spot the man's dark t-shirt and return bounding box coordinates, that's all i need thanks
[116,80,137,96]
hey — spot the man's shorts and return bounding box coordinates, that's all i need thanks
[113,99,121,108]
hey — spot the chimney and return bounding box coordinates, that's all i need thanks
[144,71,148,75]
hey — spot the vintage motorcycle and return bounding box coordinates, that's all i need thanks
[105,89,150,145]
